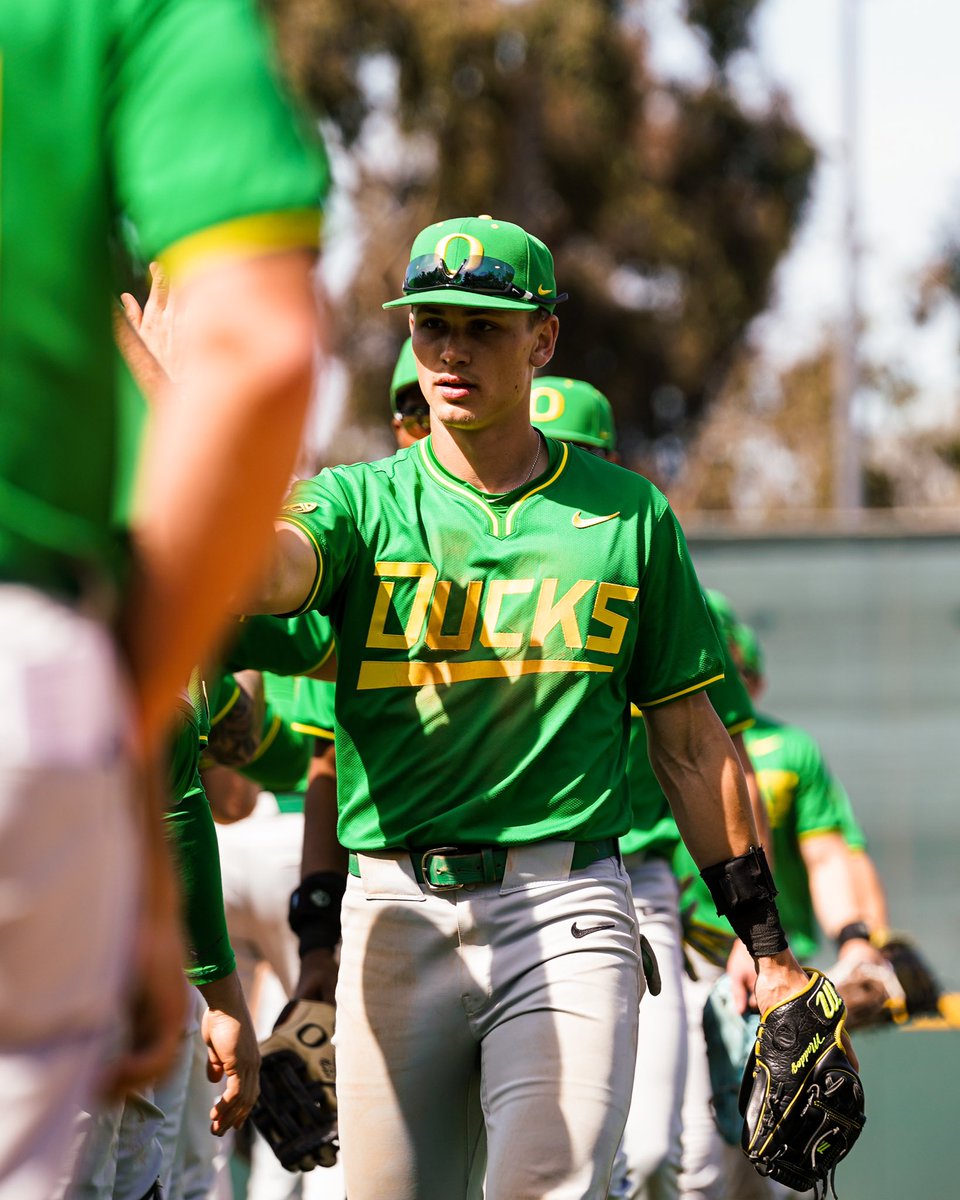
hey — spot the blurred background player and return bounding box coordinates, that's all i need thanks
[674,598,879,1200]
[390,336,431,448]
[0,1,326,1194]
[732,619,944,1030]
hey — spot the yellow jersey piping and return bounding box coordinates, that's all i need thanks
[418,440,499,534]
[638,673,724,708]
[291,721,335,740]
[277,516,324,613]
[244,713,284,764]
[210,682,241,727]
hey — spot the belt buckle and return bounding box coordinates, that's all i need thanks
[420,846,464,892]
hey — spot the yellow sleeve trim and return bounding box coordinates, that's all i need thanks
[291,721,335,740]
[210,682,241,727]
[727,717,756,736]
[244,713,284,765]
[797,826,844,840]
[158,208,321,282]
[638,672,724,708]
[305,637,335,674]
[276,516,324,614]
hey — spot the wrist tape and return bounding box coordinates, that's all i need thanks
[288,871,346,954]
[700,845,788,958]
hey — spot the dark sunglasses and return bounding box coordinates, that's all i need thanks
[402,253,567,304]
[395,405,431,433]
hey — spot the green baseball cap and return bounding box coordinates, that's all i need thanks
[733,621,764,678]
[530,376,617,451]
[704,588,739,636]
[383,215,567,312]
[389,338,421,407]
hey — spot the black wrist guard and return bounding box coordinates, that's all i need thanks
[700,846,788,959]
[836,920,871,949]
[288,871,346,955]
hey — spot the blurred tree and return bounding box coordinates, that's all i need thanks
[671,334,959,519]
[264,0,815,469]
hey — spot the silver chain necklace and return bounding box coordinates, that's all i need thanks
[510,430,544,492]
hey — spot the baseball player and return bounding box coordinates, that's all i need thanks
[675,603,876,1200]
[238,214,811,1200]
[390,336,432,447]
[0,2,327,1193]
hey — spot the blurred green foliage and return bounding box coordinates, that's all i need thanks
[266,0,815,475]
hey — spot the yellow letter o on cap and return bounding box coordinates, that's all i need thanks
[434,233,485,276]
[531,386,565,423]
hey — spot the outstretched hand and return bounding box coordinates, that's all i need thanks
[121,261,178,376]
[198,971,261,1134]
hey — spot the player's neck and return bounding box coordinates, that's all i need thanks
[431,421,544,494]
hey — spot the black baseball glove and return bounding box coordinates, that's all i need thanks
[740,970,865,1196]
[873,930,942,1018]
[251,999,338,1171]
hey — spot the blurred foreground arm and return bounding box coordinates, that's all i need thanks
[120,251,320,752]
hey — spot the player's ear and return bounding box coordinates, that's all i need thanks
[529,313,559,369]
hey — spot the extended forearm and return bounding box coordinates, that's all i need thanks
[645,692,758,868]
[803,835,863,939]
[122,252,318,752]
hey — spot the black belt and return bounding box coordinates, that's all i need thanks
[347,838,618,892]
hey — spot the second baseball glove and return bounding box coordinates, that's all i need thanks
[740,971,865,1196]
[251,999,338,1172]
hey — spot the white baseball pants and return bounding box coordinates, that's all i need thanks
[0,587,138,1200]
[611,856,688,1200]
[335,845,642,1200]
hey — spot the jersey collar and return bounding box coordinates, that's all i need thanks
[417,435,568,538]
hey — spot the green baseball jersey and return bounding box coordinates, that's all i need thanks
[226,612,335,677]
[278,436,723,851]
[675,711,861,962]
[621,594,756,858]
[237,673,335,800]
[0,0,328,596]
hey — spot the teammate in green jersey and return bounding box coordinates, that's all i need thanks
[675,606,875,1200]
[0,1,327,1192]
[390,336,432,448]
[234,214,811,1200]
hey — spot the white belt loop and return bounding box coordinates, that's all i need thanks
[500,840,575,894]
[354,851,427,901]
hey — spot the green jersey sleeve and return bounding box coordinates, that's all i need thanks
[166,770,236,985]
[626,500,725,707]
[277,472,364,615]
[109,0,328,272]
[834,782,868,851]
[790,728,852,838]
[702,593,755,734]
[225,612,335,676]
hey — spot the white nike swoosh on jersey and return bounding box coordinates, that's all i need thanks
[572,511,620,528]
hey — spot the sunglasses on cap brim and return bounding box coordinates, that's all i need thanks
[402,253,567,304]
